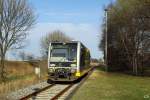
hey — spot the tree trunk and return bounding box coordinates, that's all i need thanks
[140,54,144,75]
[0,54,6,82]
[131,56,139,76]
[132,57,135,74]
[135,58,138,76]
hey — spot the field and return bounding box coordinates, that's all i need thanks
[72,67,150,100]
[0,61,47,99]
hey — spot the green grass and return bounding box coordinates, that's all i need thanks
[72,67,150,100]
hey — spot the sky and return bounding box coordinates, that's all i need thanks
[8,0,115,60]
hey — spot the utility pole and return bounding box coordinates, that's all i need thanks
[104,8,108,71]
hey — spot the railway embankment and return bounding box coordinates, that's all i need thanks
[6,65,94,100]
[0,61,47,99]
[7,81,49,100]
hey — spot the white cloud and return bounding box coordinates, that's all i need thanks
[29,22,102,58]
[8,22,103,60]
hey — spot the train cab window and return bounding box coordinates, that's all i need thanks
[50,43,77,63]
[52,53,66,57]
[51,48,68,58]
[69,48,77,61]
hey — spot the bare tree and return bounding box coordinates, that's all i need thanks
[25,53,35,61]
[0,0,35,81]
[18,51,26,60]
[99,0,150,75]
[18,51,37,61]
[40,30,72,59]
[115,0,150,75]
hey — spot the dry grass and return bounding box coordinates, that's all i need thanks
[0,75,39,99]
[5,61,34,76]
[0,60,48,99]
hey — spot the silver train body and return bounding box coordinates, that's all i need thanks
[47,41,90,82]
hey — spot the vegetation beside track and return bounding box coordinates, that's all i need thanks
[0,61,47,99]
[72,67,150,100]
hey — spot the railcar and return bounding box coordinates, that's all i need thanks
[47,41,91,83]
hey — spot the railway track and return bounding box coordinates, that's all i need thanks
[20,66,95,100]
[19,83,74,100]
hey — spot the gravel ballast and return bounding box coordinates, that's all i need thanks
[7,81,50,100]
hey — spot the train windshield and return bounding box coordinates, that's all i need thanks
[50,43,77,62]
[52,48,67,57]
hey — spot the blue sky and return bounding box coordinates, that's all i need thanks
[8,0,114,59]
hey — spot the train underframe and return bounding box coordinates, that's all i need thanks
[47,68,78,83]
[47,66,92,84]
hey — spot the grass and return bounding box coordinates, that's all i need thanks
[0,60,48,99]
[72,67,150,100]
[0,75,35,99]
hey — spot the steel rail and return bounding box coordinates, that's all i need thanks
[51,66,95,100]
[20,84,55,100]
[51,84,74,100]
[19,66,95,100]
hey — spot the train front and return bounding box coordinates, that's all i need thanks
[47,42,78,82]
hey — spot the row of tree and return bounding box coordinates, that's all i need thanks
[99,0,150,75]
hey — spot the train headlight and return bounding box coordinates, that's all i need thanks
[71,66,76,73]
[71,64,76,73]
[48,68,54,73]
[71,64,76,67]
[71,68,76,73]
[50,64,56,67]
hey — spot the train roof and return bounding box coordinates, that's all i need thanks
[49,41,88,49]
[50,41,80,43]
